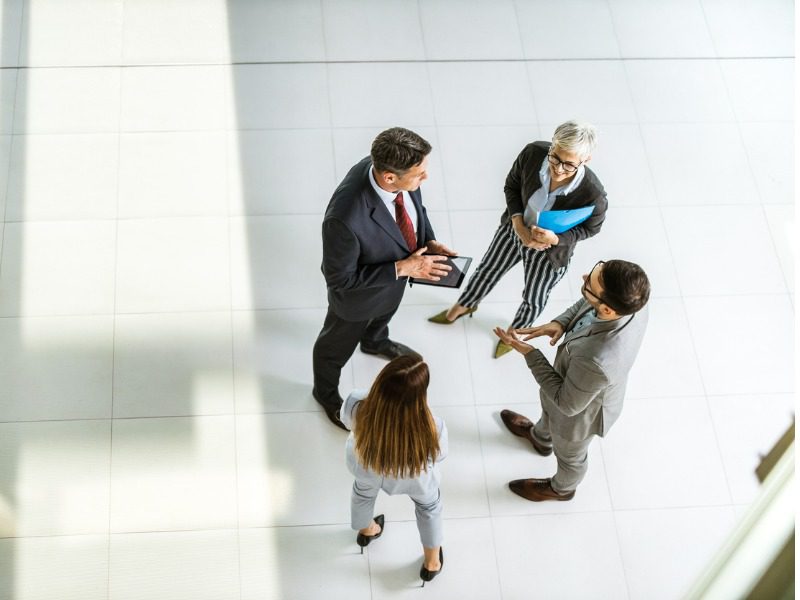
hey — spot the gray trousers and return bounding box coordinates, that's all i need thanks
[351,480,443,548]
[532,409,594,494]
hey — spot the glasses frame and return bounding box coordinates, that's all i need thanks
[547,151,583,174]
[582,260,618,311]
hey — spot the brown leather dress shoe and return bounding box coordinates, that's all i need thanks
[500,409,553,456]
[508,478,575,502]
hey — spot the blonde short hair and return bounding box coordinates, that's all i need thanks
[552,120,598,159]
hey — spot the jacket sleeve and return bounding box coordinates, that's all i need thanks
[321,217,400,290]
[420,203,436,244]
[503,146,528,218]
[555,187,607,248]
[525,350,608,417]
[552,298,589,329]
[341,390,368,430]
[435,417,449,463]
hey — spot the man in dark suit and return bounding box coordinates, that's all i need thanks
[313,127,455,430]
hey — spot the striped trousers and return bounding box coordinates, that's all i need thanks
[458,220,568,329]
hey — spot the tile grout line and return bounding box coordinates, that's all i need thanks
[1,387,796,425]
[0,54,794,71]
[223,44,245,600]
[106,9,125,593]
[607,10,650,599]
[696,16,773,510]
[621,43,739,518]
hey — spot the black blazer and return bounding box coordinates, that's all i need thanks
[321,157,436,321]
[502,141,607,268]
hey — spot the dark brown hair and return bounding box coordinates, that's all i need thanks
[370,127,432,175]
[354,355,440,479]
[600,260,651,315]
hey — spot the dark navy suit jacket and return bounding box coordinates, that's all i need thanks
[321,157,436,322]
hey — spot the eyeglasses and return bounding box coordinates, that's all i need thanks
[582,261,618,311]
[547,152,582,174]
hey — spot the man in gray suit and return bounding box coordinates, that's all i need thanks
[494,259,650,501]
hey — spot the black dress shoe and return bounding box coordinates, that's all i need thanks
[356,514,384,554]
[360,339,421,361]
[312,389,348,431]
[420,547,444,587]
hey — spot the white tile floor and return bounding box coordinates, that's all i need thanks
[0,1,795,599]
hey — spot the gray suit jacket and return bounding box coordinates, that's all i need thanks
[525,299,648,442]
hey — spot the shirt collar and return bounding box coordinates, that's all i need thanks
[369,165,402,204]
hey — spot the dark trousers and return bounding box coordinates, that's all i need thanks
[312,305,397,408]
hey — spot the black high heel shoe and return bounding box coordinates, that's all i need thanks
[356,514,384,554]
[419,547,444,587]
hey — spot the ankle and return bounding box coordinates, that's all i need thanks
[359,521,379,536]
[446,304,466,319]
[424,559,441,571]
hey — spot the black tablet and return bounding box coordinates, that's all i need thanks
[410,255,473,289]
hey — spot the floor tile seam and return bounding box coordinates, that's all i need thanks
[621,68,716,437]
[608,502,744,515]
[220,108,245,600]
[1,55,795,71]
[0,308,236,320]
[419,21,454,217]
[697,0,723,61]
[5,505,738,542]
[4,289,784,319]
[638,100,737,510]
[711,47,794,298]
[0,70,20,272]
[598,439,634,600]
[7,117,791,138]
[4,389,789,426]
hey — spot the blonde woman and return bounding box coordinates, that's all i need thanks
[341,355,448,586]
[428,121,607,359]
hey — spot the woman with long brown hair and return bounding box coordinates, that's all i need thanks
[341,355,448,586]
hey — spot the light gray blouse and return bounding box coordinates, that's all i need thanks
[342,390,448,496]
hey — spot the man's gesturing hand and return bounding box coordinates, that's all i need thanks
[396,247,452,281]
[516,321,565,346]
[493,326,534,355]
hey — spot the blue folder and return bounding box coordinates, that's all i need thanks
[537,206,595,234]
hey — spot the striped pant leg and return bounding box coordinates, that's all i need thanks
[509,249,568,329]
[457,221,522,308]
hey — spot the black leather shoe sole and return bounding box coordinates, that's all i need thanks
[312,390,348,431]
[360,340,421,361]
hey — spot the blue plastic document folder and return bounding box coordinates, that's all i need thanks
[537,206,595,234]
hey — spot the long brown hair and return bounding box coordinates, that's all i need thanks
[354,355,440,479]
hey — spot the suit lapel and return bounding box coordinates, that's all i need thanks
[365,187,410,251]
[408,188,425,246]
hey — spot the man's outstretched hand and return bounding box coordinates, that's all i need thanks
[493,326,534,355]
[516,321,565,346]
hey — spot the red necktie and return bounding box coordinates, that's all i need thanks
[394,192,417,252]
